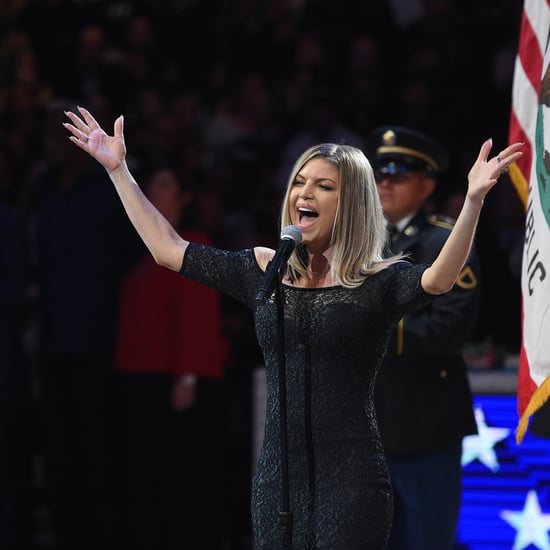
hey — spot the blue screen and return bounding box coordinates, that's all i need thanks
[457,394,550,549]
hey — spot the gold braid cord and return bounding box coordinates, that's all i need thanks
[509,162,528,210]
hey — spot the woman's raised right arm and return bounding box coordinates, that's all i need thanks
[64,107,188,271]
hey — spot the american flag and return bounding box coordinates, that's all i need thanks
[509,0,550,443]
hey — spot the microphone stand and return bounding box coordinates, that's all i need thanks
[274,272,292,550]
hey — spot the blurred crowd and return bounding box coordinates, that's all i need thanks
[0,0,526,548]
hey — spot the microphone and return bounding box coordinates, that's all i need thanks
[255,225,302,305]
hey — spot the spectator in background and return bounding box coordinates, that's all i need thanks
[113,167,229,550]
[369,126,479,550]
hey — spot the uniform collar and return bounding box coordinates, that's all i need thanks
[388,211,418,234]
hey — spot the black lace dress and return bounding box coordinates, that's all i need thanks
[180,244,434,550]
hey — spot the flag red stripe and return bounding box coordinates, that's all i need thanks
[517,11,544,93]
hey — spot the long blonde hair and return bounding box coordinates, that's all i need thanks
[279,143,404,288]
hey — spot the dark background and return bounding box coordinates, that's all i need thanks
[1,0,525,350]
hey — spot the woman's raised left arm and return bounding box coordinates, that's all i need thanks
[421,138,524,295]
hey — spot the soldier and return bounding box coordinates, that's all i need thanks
[369,126,479,550]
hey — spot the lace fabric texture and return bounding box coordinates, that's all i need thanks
[181,244,433,550]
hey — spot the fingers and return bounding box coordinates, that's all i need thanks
[469,140,523,190]
[63,113,91,151]
[67,134,88,152]
[63,120,89,144]
[496,155,511,175]
[477,138,494,163]
[77,106,101,131]
[64,108,124,144]
[63,106,102,142]
[494,142,523,164]
[114,114,124,139]
[65,110,87,133]
[475,140,523,181]
[499,142,524,159]
[477,139,523,168]
[495,142,524,176]
[63,109,93,149]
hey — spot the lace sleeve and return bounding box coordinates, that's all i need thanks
[179,242,264,310]
[388,262,435,321]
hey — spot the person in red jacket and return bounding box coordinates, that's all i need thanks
[113,167,229,550]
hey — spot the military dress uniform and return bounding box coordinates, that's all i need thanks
[376,209,479,550]
[376,209,479,448]
[368,126,479,550]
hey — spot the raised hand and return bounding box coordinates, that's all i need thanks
[63,106,126,174]
[467,139,524,202]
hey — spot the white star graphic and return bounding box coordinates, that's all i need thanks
[461,406,510,471]
[501,490,550,550]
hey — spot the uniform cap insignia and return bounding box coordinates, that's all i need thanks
[382,130,397,146]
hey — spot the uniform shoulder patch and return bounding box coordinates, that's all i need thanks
[427,214,456,230]
[456,265,478,289]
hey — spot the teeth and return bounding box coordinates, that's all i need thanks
[299,207,315,213]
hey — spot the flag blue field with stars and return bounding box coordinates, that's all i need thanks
[457,395,550,549]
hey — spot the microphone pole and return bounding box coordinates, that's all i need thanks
[255,225,302,550]
[275,278,292,550]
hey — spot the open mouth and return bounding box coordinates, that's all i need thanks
[298,207,319,228]
[298,207,318,227]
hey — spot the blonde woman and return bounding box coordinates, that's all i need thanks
[64,107,521,550]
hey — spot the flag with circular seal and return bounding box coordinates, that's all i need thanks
[510,0,550,443]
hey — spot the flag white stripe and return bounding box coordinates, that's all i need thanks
[513,57,540,141]
[525,0,550,49]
